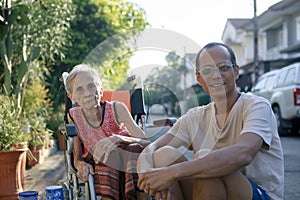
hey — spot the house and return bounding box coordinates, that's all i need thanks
[222,0,300,90]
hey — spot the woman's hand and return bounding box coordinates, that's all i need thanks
[93,134,150,164]
[92,135,121,164]
[114,134,150,147]
[75,160,94,182]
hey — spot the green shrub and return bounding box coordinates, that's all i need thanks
[46,104,65,139]
[0,95,29,151]
[23,78,53,146]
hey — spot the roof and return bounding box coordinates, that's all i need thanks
[225,0,300,32]
[268,0,299,11]
[227,18,251,29]
[255,0,300,27]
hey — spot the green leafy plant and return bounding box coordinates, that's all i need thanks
[0,0,73,154]
[0,95,29,151]
[28,135,44,148]
[46,104,65,140]
[23,77,53,148]
[0,0,74,112]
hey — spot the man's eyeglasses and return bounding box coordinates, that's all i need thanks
[196,64,233,78]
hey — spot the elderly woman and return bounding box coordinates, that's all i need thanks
[65,64,150,200]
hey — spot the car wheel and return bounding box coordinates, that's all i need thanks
[273,106,289,136]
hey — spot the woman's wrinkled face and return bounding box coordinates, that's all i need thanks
[69,72,102,110]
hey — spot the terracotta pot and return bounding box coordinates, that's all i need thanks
[13,142,28,150]
[57,124,66,150]
[57,131,66,150]
[30,144,44,151]
[0,150,27,200]
[26,148,45,167]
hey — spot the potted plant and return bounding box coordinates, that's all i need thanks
[29,138,44,151]
[22,77,54,167]
[27,138,44,167]
[0,95,29,200]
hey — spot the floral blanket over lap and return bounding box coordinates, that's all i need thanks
[69,101,143,200]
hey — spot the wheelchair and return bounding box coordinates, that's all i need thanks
[59,122,95,200]
[59,76,176,200]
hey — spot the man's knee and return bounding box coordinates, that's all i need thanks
[153,146,185,168]
[221,171,252,199]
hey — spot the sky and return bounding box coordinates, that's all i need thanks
[127,0,281,72]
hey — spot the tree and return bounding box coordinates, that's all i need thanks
[0,1,31,97]
[49,0,148,110]
[144,51,185,114]
[0,0,75,139]
[0,0,74,111]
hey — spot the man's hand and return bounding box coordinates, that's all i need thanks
[76,160,94,182]
[138,167,174,196]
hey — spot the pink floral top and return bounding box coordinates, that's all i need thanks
[69,101,132,158]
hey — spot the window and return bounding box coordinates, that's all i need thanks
[265,75,275,90]
[276,70,288,86]
[266,26,283,49]
[285,68,295,84]
[253,76,267,91]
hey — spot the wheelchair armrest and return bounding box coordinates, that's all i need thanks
[65,124,78,137]
[152,117,177,127]
[63,125,78,174]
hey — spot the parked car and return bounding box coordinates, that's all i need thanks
[251,62,300,135]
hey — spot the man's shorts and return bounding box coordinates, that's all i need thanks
[249,180,270,200]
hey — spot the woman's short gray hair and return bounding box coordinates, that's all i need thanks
[65,64,102,94]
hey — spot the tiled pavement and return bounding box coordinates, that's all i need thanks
[24,147,66,196]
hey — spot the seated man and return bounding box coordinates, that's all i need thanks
[137,42,284,200]
[65,64,150,200]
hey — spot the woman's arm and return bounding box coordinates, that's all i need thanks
[113,101,150,144]
[67,114,95,182]
[113,101,188,148]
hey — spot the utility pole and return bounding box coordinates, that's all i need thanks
[183,47,187,113]
[253,0,259,83]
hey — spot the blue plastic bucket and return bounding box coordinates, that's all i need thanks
[45,185,64,200]
[18,191,39,200]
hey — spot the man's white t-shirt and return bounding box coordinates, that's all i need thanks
[169,92,284,199]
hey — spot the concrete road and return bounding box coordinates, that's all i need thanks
[281,136,300,200]
[24,119,300,199]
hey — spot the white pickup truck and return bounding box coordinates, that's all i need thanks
[251,62,300,135]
